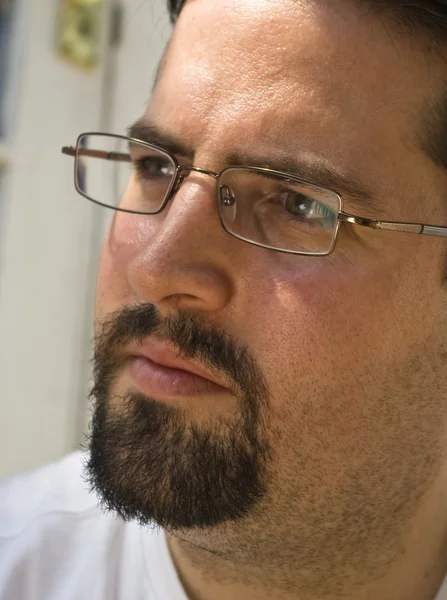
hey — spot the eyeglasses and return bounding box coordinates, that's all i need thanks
[61,132,447,256]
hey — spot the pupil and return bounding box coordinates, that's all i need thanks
[285,193,314,216]
[148,160,165,174]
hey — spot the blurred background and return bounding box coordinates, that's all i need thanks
[0,0,171,477]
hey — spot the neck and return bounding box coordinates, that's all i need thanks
[165,482,447,600]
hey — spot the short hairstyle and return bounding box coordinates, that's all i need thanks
[167,0,186,23]
[165,0,447,174]
[365,1,447,40]
[167,1,447,36]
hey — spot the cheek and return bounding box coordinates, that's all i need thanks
[240,263,390,463]
[243,255,412,404]
[95,212,157,318]
[243,243,445,467]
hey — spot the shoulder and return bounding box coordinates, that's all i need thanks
[0,452,141,600]
[0,451,97,539]
[0,453,185,600]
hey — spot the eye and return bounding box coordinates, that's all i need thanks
[135,156,175,179]
[282,192,336,224]
[284,193,314,216]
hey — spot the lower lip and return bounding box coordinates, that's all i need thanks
[129,356,229,398]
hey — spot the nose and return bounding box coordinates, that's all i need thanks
[127,174,234,316]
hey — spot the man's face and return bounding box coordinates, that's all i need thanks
[88,0,447,585]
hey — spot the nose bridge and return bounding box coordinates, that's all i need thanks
[178,165,219,180]
[169,164,219,201]
[128,164,232,314]
[158,163,224,246]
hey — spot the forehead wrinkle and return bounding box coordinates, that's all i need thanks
[153,0,446,220]
[150,61,388,216]
[172,0,436,121]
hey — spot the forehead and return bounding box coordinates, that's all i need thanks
[148,0,442,206]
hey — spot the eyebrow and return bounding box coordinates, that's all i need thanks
[128,120,195,159]
[226,150,379,210]
[127,119,382,212]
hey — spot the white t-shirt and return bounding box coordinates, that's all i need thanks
[0,451,447,600]
[0,452,188,600]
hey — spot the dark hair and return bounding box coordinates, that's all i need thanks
[167,0,186,24]
[167,1,447,39]
[166,0,447,173]
[168,0,447,41]
[365,1,447,40]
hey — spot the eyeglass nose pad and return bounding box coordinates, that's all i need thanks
[220,185,237,223]
[172,173,186,194]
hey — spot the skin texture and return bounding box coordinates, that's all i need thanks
[90,0,447,598]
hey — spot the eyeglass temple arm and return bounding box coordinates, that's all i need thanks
[339,211,447,238]
[61,146,131,162]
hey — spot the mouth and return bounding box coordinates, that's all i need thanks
[127,340,230,399]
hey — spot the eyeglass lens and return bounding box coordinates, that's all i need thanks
[218,168,340,254]
[75,134,340,254]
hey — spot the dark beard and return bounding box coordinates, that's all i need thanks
[83,304,273,531]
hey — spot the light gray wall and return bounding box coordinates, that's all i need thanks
[0,0,108,478]
[0,0,171,478]
[110,0,170,134]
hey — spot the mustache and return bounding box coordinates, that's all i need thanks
[92,303,268,402]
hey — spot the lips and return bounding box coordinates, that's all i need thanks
[133,341,224,384]
[127,340,230,398]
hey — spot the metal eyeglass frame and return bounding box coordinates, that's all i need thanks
[62,132,447,257]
